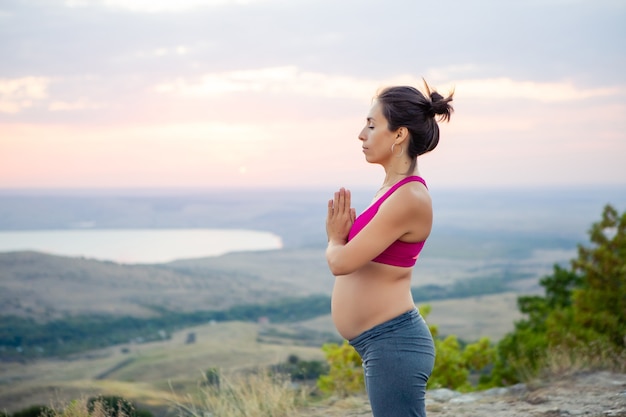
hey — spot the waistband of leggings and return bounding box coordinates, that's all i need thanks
[349,308,421,345]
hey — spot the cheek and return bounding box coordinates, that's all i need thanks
[372,132,386,148]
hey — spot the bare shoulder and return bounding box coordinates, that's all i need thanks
[372,182,433,229]
[382,180,432,216]
[377,181,432,241]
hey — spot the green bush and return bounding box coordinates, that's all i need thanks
[202,367,221,387]
[428,335,496,392]
[87,396,152,417]
[317,341,364,397]
[272,354,329,381]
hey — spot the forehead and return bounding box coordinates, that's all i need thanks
[367,100,385,120]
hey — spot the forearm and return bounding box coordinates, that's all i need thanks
[326,240,349,276]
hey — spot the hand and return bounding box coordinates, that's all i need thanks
[326,187,356,245]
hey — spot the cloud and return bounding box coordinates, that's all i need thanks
[454,78,623,102]
[48,100,105,112]
[0,77,50,114]
[153,66,377,99]
[65,0,273,13]
[0,76,107,115]
[153,67,624,104]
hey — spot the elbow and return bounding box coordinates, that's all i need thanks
[328,262,348,276]
[326,255,356,276]
[326,242,359,276]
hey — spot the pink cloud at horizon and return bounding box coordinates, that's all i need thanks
[2,75,624,190]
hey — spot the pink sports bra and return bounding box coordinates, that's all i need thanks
[347,176,427,267]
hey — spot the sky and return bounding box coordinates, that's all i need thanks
[1,0,625,190]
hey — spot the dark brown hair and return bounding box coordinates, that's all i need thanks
[376,80,454,172]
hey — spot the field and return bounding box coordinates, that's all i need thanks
[0,290,524,415]
[0,321,321,413]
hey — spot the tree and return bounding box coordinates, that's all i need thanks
[570,205,626,349]
[492,204,626,384]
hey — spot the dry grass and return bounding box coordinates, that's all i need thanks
[543,342,626,378]
[44,397,135,417]
[511,340,626,390]
[171,369,309,417]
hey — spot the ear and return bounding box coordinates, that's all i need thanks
[394,127,409,145]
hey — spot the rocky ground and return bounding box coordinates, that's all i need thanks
[304,371,626,417]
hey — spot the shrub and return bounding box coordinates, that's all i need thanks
[316,341,364,397]
[86,396,152,417]
[428,335,496,392]
[38,398,142,417]
[271,354,328,382]
[202,367,221,387]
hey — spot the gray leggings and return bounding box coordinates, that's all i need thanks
[349,308,435,417]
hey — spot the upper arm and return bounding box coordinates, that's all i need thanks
[327,187,432,275]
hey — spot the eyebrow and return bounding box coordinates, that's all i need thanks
[367,117,376,122]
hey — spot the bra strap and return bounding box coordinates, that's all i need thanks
[374,176,427,208]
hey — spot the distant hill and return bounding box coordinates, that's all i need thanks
[0,249,332,321]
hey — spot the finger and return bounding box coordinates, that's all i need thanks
[338,188,346,213]
[327,199,333,218]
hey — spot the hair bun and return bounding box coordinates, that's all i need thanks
[423,80,454,122]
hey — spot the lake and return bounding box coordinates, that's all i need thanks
[0,229,283,264]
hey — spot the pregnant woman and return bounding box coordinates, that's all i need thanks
[325,81,453,417]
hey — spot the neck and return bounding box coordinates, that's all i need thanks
[381,165,419,188]
[381,173,406,188]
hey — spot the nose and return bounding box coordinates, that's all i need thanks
[358,127,366,141]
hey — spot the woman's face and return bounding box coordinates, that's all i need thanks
[358,101,397,165]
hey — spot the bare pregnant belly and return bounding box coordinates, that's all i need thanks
[331,266,414,340]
